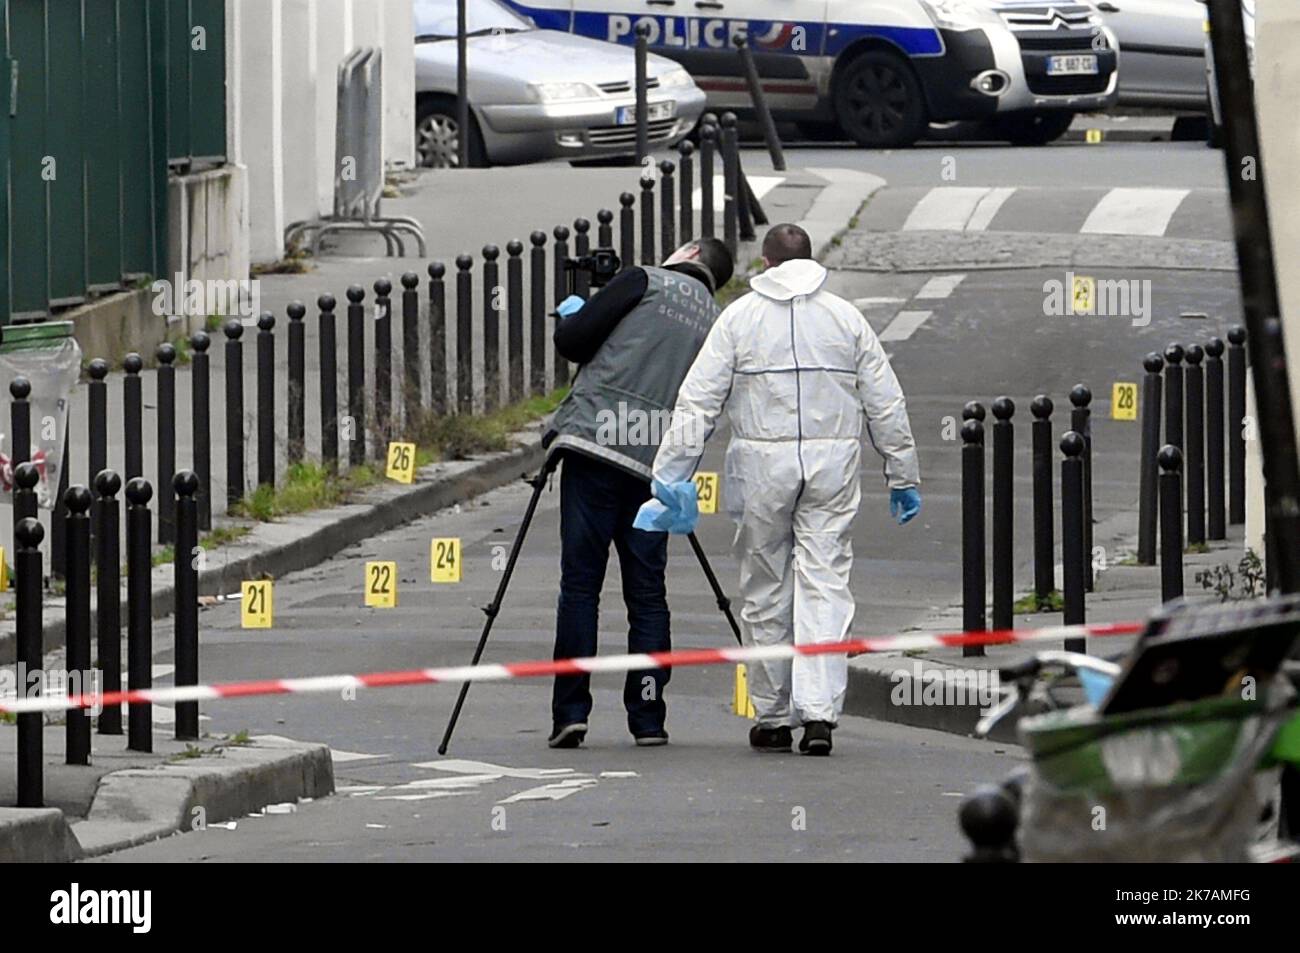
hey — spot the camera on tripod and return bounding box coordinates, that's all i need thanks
[562,247,621,296]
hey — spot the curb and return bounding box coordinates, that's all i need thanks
[0,435,546,665]
[71,736,335,858]
[0,807,83,862]
[1061,127,1172,143]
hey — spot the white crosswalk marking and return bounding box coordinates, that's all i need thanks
[965,187,1016,232]
[902,187,1015,232]
[1081,187,1190,236]
[878,310,933,343]
[915,274,966,300]
[691,175,784,214]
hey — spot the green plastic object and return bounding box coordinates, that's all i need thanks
[0,320,74,353]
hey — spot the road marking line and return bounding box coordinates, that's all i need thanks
[1081,187,1190,236]
[915,274,966,300]
[330,748,388,763]
[878,310,933,343]
[852,296,906,309]
[965,187,1016,232]
[412,758,576,779]
[902,187,989,231]
[497,778,599,804]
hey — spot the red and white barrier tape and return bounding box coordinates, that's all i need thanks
[0,620,1142,716]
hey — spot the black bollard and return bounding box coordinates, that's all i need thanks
[428,263,448,416]
[618,193,636,271]
[87,359,109,543]
[255,312,275,486]
[1227,326,1246,524]
[1069,385,1094,591]
[64,484,92,766]
[506,240,525,404]
[720,112,740,257]
[1159,446,1184,602]
[346,285,367,464]
[401,272,421,430]
[95,469,123,736]
[734,33,786,171]
[640,175,656,266]
[678,139,695,243]
[700,119,717,239]
[961,419,986,657]
[482,245,500,413]
[50,438,70,581]
[374,278,393,456]
[156,342,177,543]
[287,301,306,464]
[9,380,33,557]
[1185,344,1206,547]
[962,400,986,425]
[596,208,614,251]
[223,322,245,506]
[125,477,153,752]
[1205,337,1226,540]
[1030,396,1055,603]
[991,398,1015,631]
[173,470,200,741]
[15,511,43,807]
[1163,343,1185,456]
[123,354,143,481]
[528,235,547,397]
[1137,353,1164,565]
[318,294,340,473]
[456,255,474,414]
[1060,432,1087,652]
[551,229,570,390]
[190,333,212,530]
[551,226,569,307]
[659,160,676,255]
[573,219,591,299]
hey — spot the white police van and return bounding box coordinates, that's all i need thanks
[501,0,1120,147]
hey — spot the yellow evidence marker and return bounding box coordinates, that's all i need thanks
[733,664,756,719]
[1085,128,1104,144]
[430,537,461,583]
[1071,275,1095,314]
[241,580,273,628]
[386,441,417,484]
[1111,382,1138,421]
[365,561,398,608]
[0,546,7,590]
[694,471,719,515]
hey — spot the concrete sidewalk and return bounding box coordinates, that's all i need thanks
[0,725,333,861]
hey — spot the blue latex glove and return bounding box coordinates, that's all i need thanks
[633,479,699,534]
[555,294,586,318]
[1078,668,1115,708]
[890,487,921,525]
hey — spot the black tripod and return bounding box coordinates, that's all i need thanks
[437,453,744,754]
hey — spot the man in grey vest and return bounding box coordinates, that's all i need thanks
[543,238,734,749]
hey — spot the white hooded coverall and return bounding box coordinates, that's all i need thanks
[652,259,920,727]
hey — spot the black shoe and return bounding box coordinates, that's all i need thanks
[548,722,588,749]
[749,724,793,752]
[799,721,833,756]
[634,729,669,747]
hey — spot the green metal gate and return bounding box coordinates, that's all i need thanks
[0,0,227,325]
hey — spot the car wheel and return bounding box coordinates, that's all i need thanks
[832,50,927,149]
[993,111,1075,147]
[415,96,487,168]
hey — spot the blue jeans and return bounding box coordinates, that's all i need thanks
[553,452,670,735]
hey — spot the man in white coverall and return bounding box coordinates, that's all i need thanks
[652,224,921,755]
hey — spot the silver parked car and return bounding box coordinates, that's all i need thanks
[1092,0,1210,109]
[414,0,706,167]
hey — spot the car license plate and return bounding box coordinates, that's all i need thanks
[1046,54,1098,76]
[616,101,674,125]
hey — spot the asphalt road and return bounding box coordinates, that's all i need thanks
[99,139,1241,862]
